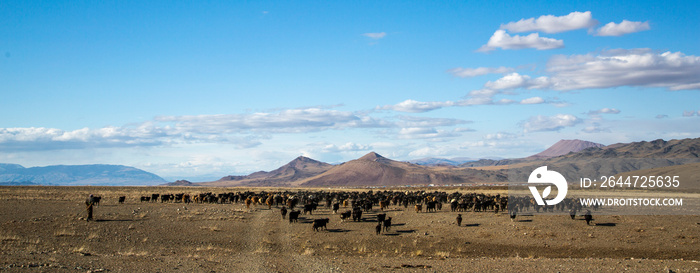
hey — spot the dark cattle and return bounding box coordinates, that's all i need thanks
[340,211,352,222]
[332,203,340,214]
[375,223,382,235]
[151,194,159,202]
[93,196,102,206]
[303,203,317,215]
[426,201,437,212]
[509,210,517,222]
[118,196,126,204]
[456,214,462,226]
[569,209,576,220]
[140,196,150,202]
[382,217,392,232]
[352,208,363,222]
[415,204,422,213]
[281,207,288,219]
[312,218,329,231]
[376,213,386,223]
[584,210,593,225]
[289,210,301,223]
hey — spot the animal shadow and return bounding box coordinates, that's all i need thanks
[396,229,416,234]
[464,223,480,227]
[326,228,351,233]
[595,222,616,227]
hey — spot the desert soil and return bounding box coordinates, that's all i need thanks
[1,186,699,272]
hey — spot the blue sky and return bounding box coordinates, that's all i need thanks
[2,1,699,181]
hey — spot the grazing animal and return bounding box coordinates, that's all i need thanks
[376,213,386,223]
[509,210,517,222]
[382,217,392,232]
[289,210,301,223]
[245,198,252,209]
[456,214,462,226]
[118,196,126,204]
[375,223,382,235]
[140,196,150,202]
[352,208,362,222]
[93,196,102,206]
[569,209,576,220]
[340,210,352,222]
[303,203,317,215]
[584,210,593,225]
[415,204,422,213]
[332,203,340,214]
[312,218,330,231]
[280,206,288,219]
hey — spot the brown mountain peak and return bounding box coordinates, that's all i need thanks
[359,152,386,161]
[531,139,605,158]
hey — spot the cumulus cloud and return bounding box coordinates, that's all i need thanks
[447,66,514,78]
[484,132,517,140]
[520,97,545,104]
[546,49,700,91]
[398,127,461,140]
[478,30,564,52]
[397,116,471,128]
[379,99,456,113]
[158,108,391,133]
[683,110,698,117]
[363,32,386,39]
[500,11,598,34]
[595,20,650,36]
[483,73,551,90]
[0,108,399,152]
[521,114,582,133]
[322,142,372,153]
[587,108,621,115]
[483,49,700,91]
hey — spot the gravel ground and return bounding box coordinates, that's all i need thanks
[1,186,699,272]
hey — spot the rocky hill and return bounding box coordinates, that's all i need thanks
[299,152,506,187]
[529,139,605,158]
[201,156,333,187]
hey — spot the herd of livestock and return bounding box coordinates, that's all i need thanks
[100,189,598,231]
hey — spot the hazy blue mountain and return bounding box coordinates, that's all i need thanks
[0,164,167,186]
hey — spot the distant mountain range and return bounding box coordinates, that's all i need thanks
[3,137,698,187]
[0,164,166,186]
[191,137,700,187]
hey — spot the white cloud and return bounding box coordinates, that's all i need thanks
[363,32,386,39]
[587,108,621,115]
[484,132,517,140]
[447,66,514,78]
[683,110,698,117]
[595,20,650,36]
[656,114,669,119]
[546,49,700,91]
[486,49,700,91]
[398,128,461,140]
[379,99,455,113]
[478,30,564,52]
[397,116,471,128]
[322,142,372,153]
[500,11,598,34]
[483,73,551,90]
[521,114,582,133]
[520,97,545,104]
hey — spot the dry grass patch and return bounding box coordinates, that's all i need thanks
[200,226,221,232]
[0,234,21,241]
[118,249,149,257]
[54,229,76,237]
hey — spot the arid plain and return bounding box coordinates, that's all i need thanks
[1,186,699,272]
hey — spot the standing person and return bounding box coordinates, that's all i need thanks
[85,194,95,221]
